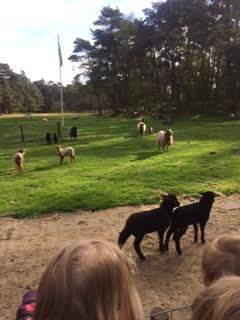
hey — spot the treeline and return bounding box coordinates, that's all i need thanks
[0,63,94,114]
[1,0,240,116]
[69,0,240,116]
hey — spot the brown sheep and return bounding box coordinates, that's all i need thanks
[14,149,25,173]
[56,146,75,164]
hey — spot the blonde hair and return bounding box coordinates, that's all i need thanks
[202,235,240,285]
[192,276,240,320]
[35,240,143,320]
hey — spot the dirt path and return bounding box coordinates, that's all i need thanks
[0,195,239,320]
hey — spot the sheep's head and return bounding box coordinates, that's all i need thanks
[56,146,61,153]
[18,149,25,155]
[161,193,180,208]
[200,191,220,199]
[166,129,173,136]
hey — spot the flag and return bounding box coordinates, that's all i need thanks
[58,36,63,67]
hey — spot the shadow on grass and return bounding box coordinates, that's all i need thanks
[133,151,159,161]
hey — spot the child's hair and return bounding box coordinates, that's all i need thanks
[191,276,240,320]
[34,240,143,320]
[202,235,240,285]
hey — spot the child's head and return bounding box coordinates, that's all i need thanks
[35,240,143,320]
[191,276,240,320]
[202,235,240,286]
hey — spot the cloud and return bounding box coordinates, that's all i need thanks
[0,0,154,84]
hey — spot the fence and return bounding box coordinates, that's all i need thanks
[0,118,76,145]
[147,304,192,320]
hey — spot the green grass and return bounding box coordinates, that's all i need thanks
[0,114,239,217]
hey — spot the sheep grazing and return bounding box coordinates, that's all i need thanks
[45,132,52,144]
[118,194,180,260]
[56,146,75,164]
[71,115,79,120]
[53,133,58,144]
[165,191,219,255]
[14,149,25,173]
[147,126,154,135]
[156,129,173,151]
[42,118,48,122]
[69,126,78,141]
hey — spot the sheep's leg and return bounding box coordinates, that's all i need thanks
[174,226,188,255]
[200,223,206,244]
[158,229,166,253]
[60,157,64,165]
[133,235,146,260]
[164,228,174,251]
[193,224,198,243]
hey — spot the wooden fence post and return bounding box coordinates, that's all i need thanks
[57,122,61,139]
[19,125,25,143]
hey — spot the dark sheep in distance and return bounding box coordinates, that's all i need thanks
[69,126,78,141]
[118,194,180,260]
[45,132,52,144]
[53,133,58,144]
[165,191,219,255]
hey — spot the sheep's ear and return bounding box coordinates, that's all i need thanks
[160,193,167,199]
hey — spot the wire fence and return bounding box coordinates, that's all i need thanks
[0,118,77,145]
[146,304,192,320]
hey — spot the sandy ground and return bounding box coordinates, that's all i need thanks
[0,195,239,320]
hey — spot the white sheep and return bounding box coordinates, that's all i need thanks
[56,146,75,164]
[42,118,48,122]
[137,121,146,136]
[14,149,25,173]
[156,129,174,151]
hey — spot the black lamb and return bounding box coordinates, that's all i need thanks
[69,126,78,141]
[53,133,58,144]
[45,132,52,144]
[165,191,218,255]
[118,194,180,260]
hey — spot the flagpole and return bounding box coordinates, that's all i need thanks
[59,61,64,128]
[58,35,64,127]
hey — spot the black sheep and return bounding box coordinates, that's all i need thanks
[118,194,180,260]
[45,132,52,144]
[165,191,218,255]
[53,133,58,144]
[69,126,78,141]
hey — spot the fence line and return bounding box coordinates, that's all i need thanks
[146,304,192,320]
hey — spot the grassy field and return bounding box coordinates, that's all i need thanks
[0,114,239,217]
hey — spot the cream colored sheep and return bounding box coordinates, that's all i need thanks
[14,149,25,173]
[137,121,146,136]
[56,146,75,164]
[156,129,173,151]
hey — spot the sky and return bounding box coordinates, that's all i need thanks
[0,0,154,85]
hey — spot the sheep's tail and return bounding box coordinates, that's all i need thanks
[118,226,131,248]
